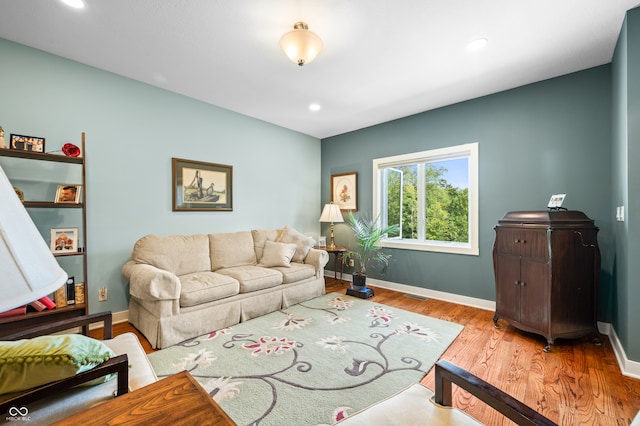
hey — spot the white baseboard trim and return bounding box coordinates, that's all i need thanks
[325,272,640,378]
[326,271,495,311]
[600,322,640,379]
[88,310,130,331]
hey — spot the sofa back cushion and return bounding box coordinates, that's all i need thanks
[132,234,210,276]
[277,226,316,263]
[251,228,283,262]
[209,231,257,270]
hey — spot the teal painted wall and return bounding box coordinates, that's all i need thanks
[322,67,613,311]
[612,8,640,361]
[0,39,322,315]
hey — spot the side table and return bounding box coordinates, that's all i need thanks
[318,245,347,283]
[52,370,236,425]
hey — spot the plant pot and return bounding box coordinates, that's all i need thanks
[351,273,367,290]
[347,273,374,299]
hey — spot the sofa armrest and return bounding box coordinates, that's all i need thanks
[304,248,329,275]
[122,260,181,301]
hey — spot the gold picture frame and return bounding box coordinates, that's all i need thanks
[172,158,233,211]
[331,172,357,211]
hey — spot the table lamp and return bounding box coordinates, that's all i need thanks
[319,202,344,250]
[0,165,68,312]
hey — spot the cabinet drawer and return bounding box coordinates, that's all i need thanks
[494,228,548,260]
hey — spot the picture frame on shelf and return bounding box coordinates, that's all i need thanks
[55,184,82,203]
[318,236,327,247]
[172,157,233,211]
[331,172,358,211]
[50,228,78,254]
[10,134,45,153]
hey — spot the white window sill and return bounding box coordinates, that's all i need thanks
[381,239,479,256]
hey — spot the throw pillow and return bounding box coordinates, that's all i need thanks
[0,334,115,395]
[277,226,316,263]
[258,241,297,267]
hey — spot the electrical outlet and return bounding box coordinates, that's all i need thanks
[98,287,108,302]
[349,259,355,267]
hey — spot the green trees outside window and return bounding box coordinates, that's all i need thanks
[384,160,469,243]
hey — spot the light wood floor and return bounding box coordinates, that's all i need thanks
[99,278,640,425]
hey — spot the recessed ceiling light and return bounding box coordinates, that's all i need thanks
[61,0,85,9]
[309,103,321,112]
[467,38,488,52]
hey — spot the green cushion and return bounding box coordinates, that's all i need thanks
[0,334,115,395]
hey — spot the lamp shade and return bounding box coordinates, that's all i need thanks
[279,22,324,66]
[319,203,344,223]
[0,165,67,312]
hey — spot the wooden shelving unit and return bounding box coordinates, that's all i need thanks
[0,133,88,336]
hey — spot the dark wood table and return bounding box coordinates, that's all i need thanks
[52,370,236,425]
[318,245,347,282]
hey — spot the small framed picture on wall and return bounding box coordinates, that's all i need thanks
[331,172,357,211]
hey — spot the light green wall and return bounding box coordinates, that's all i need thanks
[322,66,613,310]
[612,7,640,361]
[0,38,322,314]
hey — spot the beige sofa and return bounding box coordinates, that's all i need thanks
[122,226,329,349]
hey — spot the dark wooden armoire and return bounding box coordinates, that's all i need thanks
[492,210,600,352]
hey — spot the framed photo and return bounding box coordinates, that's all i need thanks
[331,172,358,211]
[55,184,82,203]
[172,158,233,211]
[50,228,78,254]
[10,134,45,153]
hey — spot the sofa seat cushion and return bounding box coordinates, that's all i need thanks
[272,262,316,283]
[104,332,158,390]
[178,272,240,307]
[217,266,283,293]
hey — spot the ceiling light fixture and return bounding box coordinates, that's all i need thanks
[467,38,488,52]
[309,103,321,112]
[61,0,85,9]
[280,22,324,66]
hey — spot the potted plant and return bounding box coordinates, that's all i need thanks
[343,211,399,298]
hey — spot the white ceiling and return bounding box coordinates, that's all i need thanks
[0,1,638,139]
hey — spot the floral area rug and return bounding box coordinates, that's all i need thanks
[147,292,463,426]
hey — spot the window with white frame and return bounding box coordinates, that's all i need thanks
[373,142,479,255]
